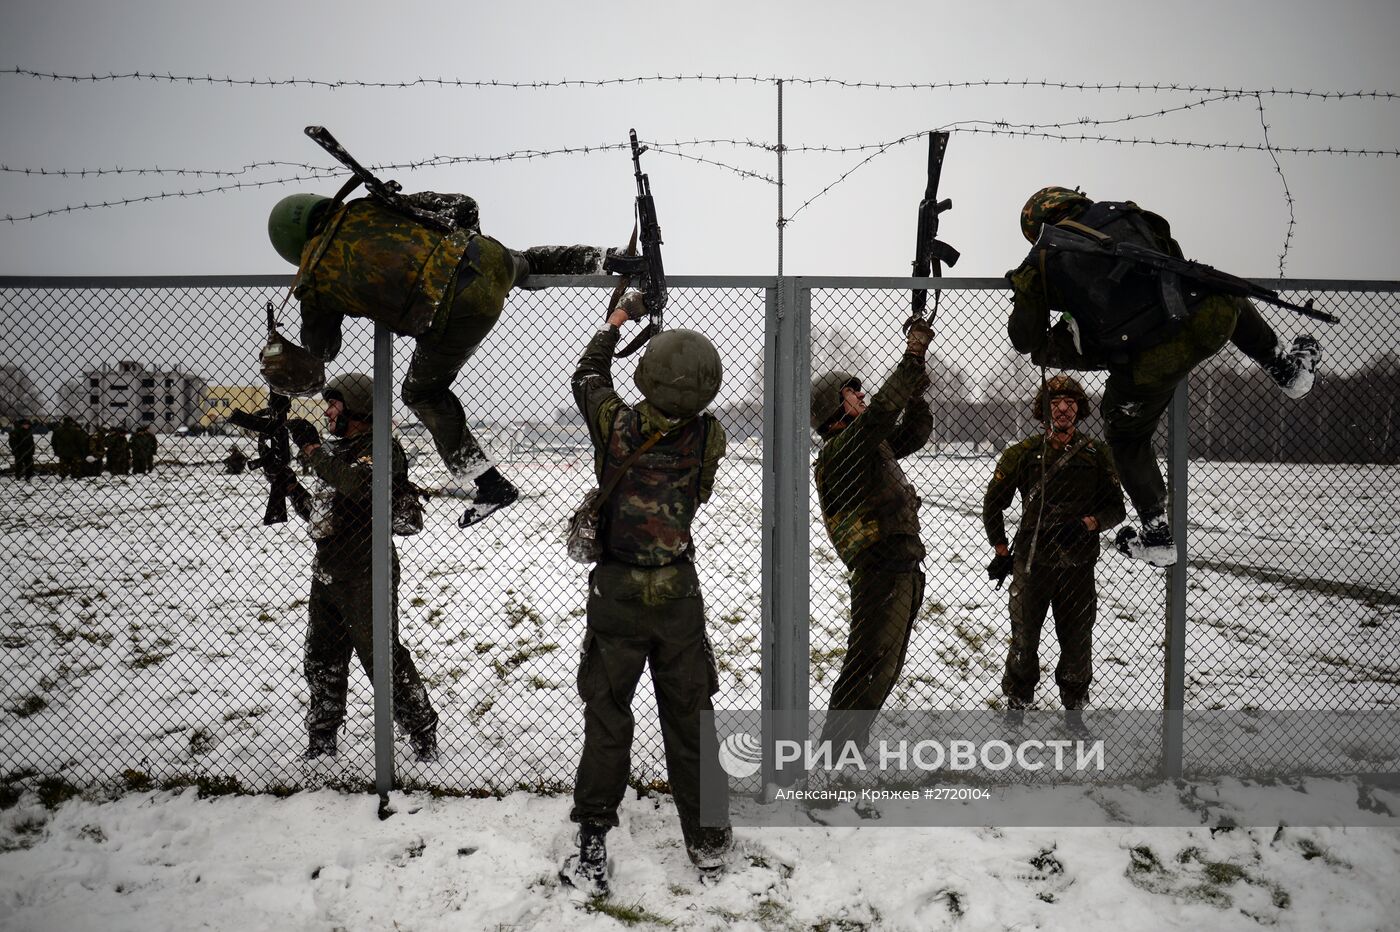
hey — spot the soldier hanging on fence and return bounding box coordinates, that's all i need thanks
[561,292,732,896]
[982,375,1126,738]
[268,182,615,530]
[1007,186,1324,567]
[809,319,935,757]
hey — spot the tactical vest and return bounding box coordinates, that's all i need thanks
[294,198,498,338]
[601,409,708,566]
[1031,201,1195,358]
[815,438,923,568]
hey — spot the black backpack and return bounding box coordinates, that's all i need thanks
[1031,201,1198,358]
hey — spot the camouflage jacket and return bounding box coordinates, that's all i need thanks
[982,432,1126,567]
[288,431,406,581]
[572,327,726,570]
[814,354,932,568]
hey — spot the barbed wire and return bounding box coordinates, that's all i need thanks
[3,172,337,223]
[8,67,1399,99]
[1255,94,1297,275]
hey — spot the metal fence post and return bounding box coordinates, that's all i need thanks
[372,324,395,798]
[1163,379,1189,778]
[761,276,810,788]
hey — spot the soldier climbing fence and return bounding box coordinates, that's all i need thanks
[1,275,1397,797]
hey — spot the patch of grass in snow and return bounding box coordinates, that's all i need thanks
[35,775,80,810]
[584,896,674,926]
[7,694,48,718]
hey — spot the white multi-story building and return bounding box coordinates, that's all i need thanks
[75,361,207,431]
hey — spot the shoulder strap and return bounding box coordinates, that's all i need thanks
[591,430,665,513]
[1027,434,1090,505]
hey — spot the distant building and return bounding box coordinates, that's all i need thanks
[75,361,208,431]
[200,385,321,431]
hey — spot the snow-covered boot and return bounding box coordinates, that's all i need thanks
[457,468,519,529]
[1115,516,1176,567]
[305,730,337,759]
[1264,334,1322,400]
[686,826,733,877]
[409,724,438,763]
[560,824,610,897]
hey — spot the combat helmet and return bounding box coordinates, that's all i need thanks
[810,370,862,433]
[633,330,723,418]
[268,193,333,266]
[1032,374,1090,422]
[1020,186,1092,243]
[323,373,375,420]
[260,326,326,397]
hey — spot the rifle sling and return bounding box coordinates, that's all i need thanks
[1025,434,1090,518]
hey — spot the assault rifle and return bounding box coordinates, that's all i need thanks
[303,125,457,234]
[228,394,292,525]
[603,129,667,357]
[904,131,960,334]
[227,303,294,525]
[1036,222,1340,325]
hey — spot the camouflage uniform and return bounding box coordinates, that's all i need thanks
[1008,208,1284,521]
[285,430,437,746]
[104,429,131,476]
[983,433,1126,709]
[297,191,603,478]
[52,417,85,478]
[813,354,932,750]
[8,421,35,480]
[568,325,730,851]
[129,427,157,474]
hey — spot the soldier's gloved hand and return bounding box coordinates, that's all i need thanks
[905,320,934,359]
[286,419,321,451]
[617,290,648,322]
[987,551,1014,587]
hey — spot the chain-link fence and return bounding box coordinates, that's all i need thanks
[2,276,1395,793]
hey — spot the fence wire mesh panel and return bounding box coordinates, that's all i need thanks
[807,284,1167,778]
[2,277,1395,794]
[0,278,767,794]
[1180,285,1400,777]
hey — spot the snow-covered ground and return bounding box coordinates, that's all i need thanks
[2,784,1399,931]
[2,438,1397,792]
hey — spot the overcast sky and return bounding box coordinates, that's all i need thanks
[1,0,1397,414]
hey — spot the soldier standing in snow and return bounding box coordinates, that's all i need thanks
[104,427,131,476]
[809,320,934,755]
[52,416,85,479]
[982,375,1126,736]
[130,425,157,474]
[1008,186,1321,566]
[268,189,610,528]
[561,294,731,896]
[8,418,35,480]
[274,372,439,762]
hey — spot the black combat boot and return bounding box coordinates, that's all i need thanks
[458,468,519,528]
[559,823,610,897]
[1064,709,1094,740]
[305,730,337,759]
[685,825,733,876]
[410,724,438,763]
[1004,699,1028,730]
[1116,516,1176,567]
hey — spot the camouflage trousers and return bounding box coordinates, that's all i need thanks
[1002,559,1096,710]
[58,457,83,479]
[571,560,730,841]
[1104,295,1280,519]
[401,243,602,478]
[131,455,152,474]
[303,570,437,741]
[819,562,925,751]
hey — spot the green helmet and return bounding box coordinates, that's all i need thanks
[260,328,326,397]
[323,372,375,420]
[633,329,722,417]
[268,193,333,266]
[1032,374,1090,422]
[1020,186,1092,244]
[810,370,861,432]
